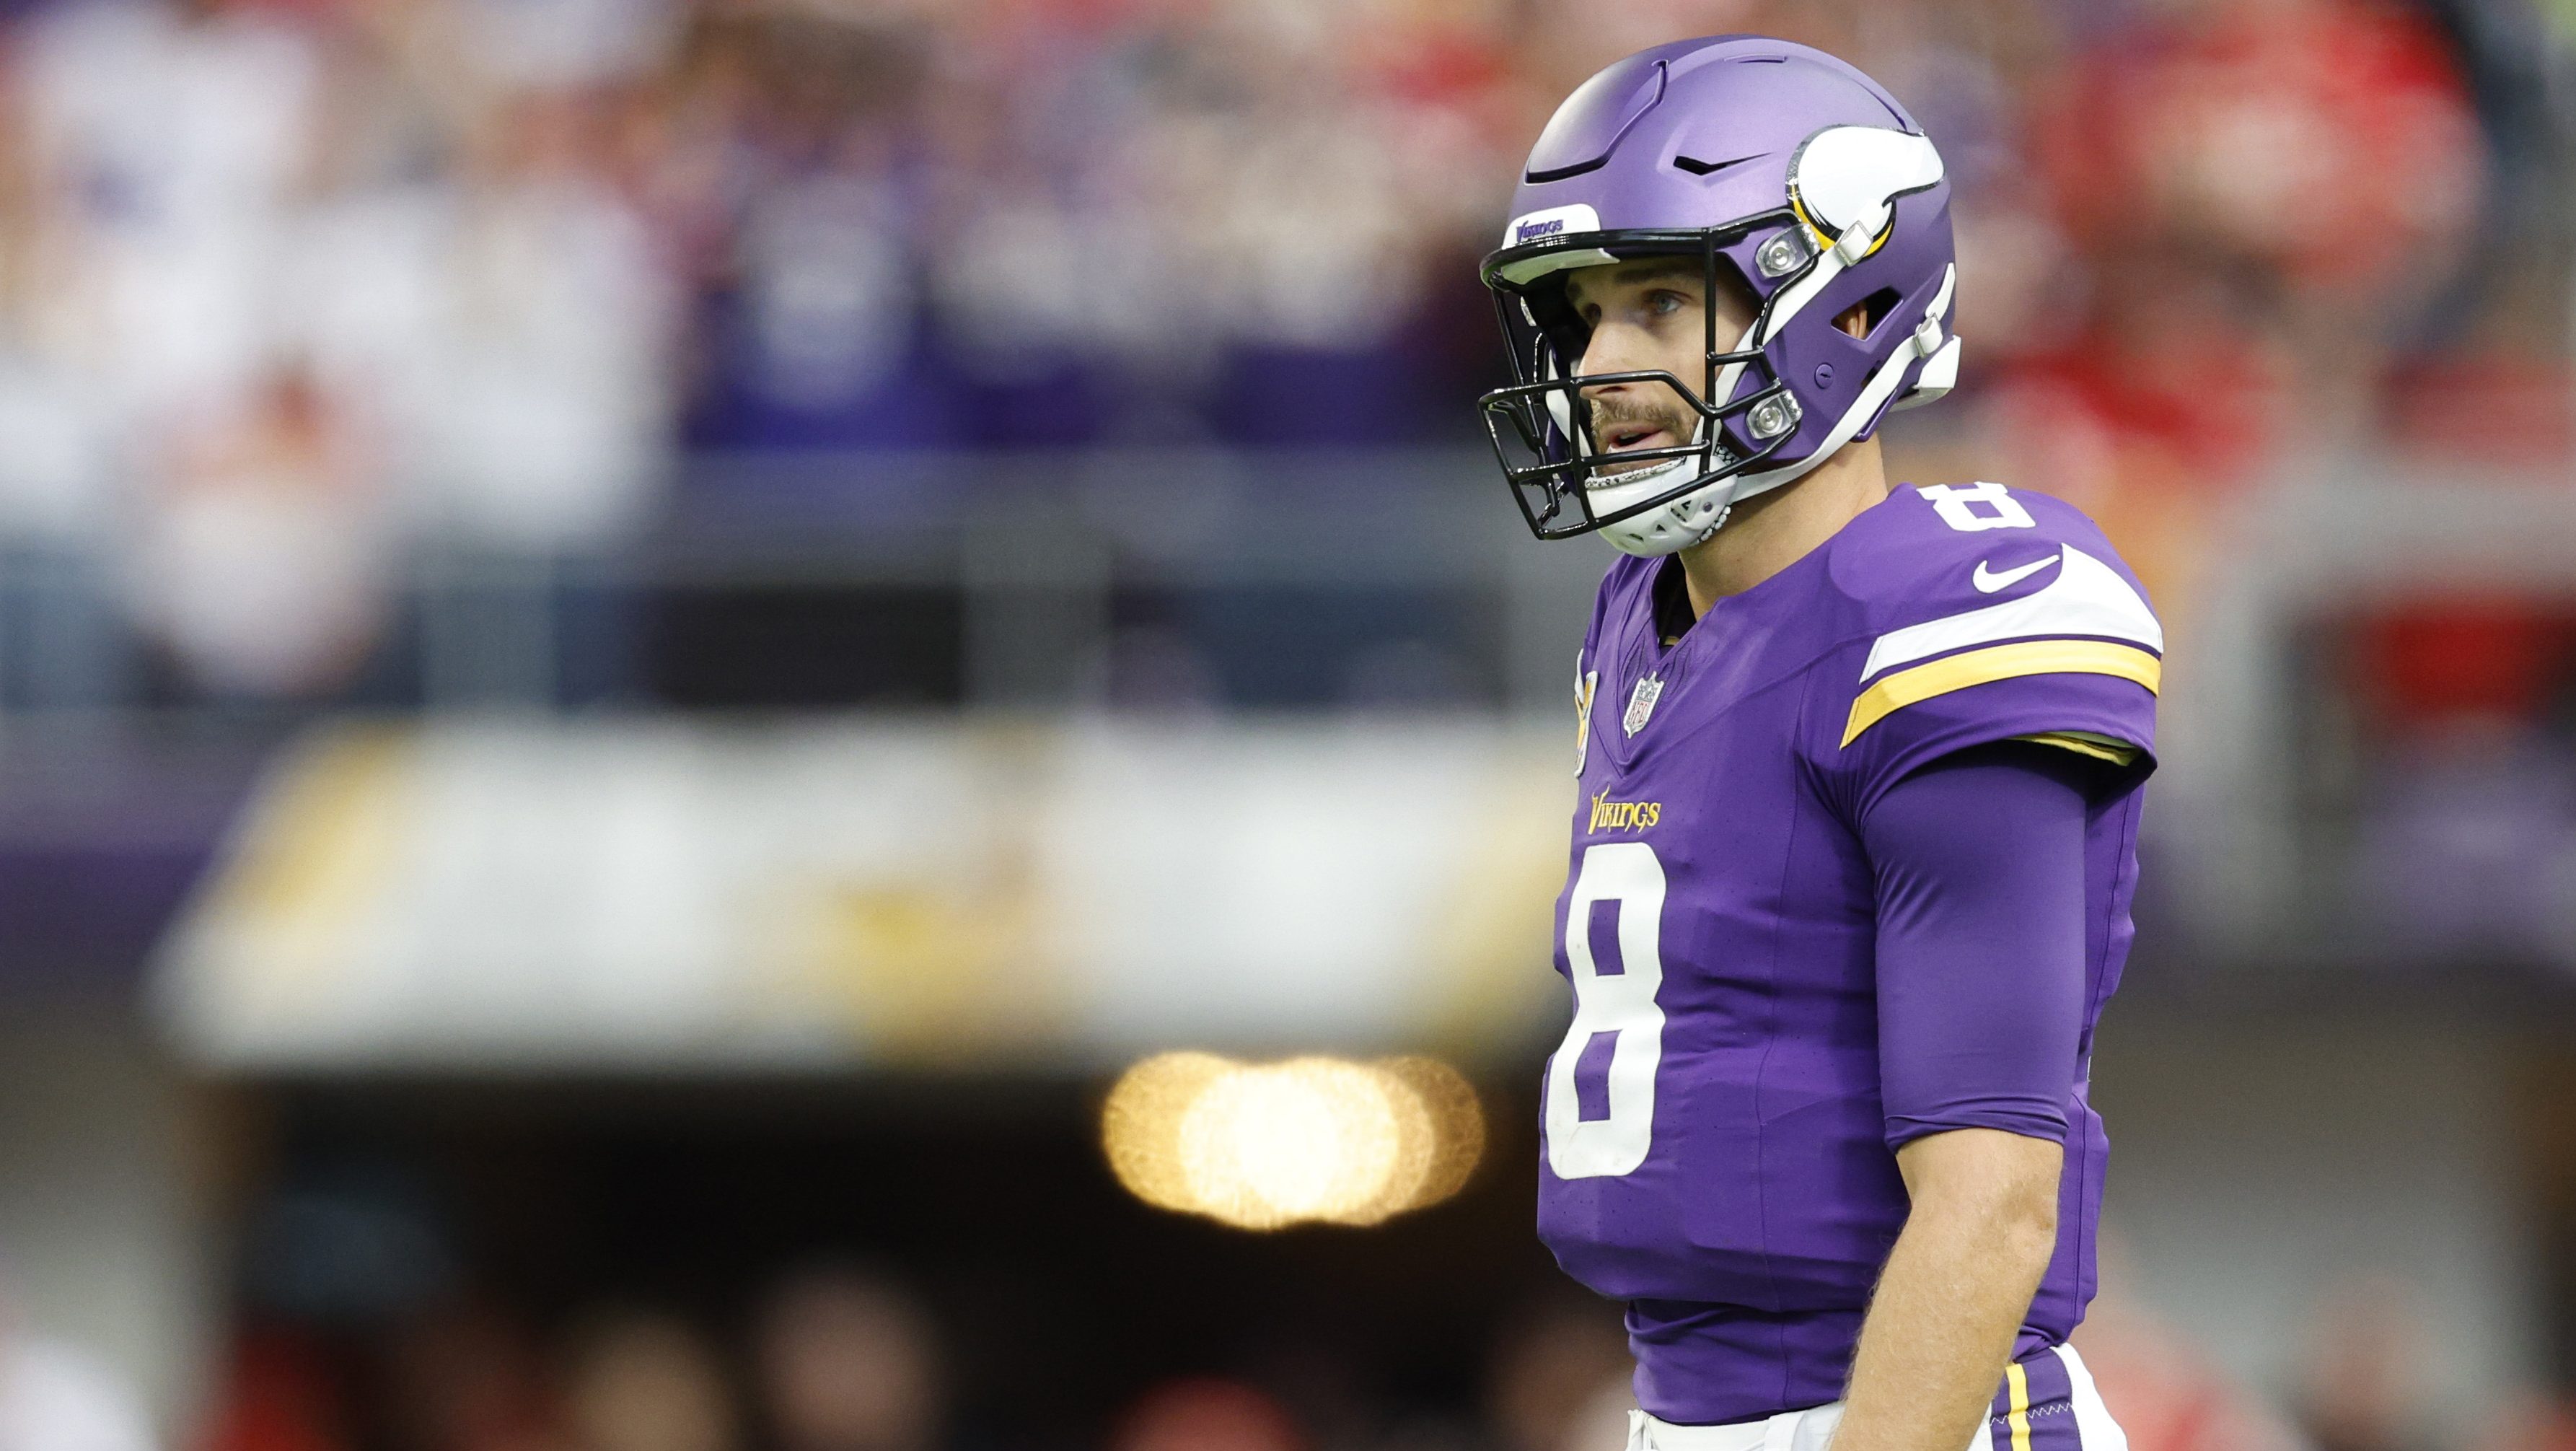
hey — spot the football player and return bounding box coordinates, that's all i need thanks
[1478,37,2157,1451]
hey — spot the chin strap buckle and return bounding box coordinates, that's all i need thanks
[1891,266,1961,412]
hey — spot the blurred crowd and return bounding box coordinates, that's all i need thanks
[177,1267,2171,1451]
[199,1266,949,1451]
[0,0,2546,694]
[139,1258,2571,1451]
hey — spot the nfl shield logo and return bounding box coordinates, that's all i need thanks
[1622,675,1664,737]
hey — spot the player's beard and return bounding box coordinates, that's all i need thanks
[1586,393,1700,482]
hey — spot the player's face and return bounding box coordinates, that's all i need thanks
[1560,260,1758,475]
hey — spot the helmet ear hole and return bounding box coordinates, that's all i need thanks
[1837,288,1903,341]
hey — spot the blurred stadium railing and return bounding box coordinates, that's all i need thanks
[0,447,2563,1000]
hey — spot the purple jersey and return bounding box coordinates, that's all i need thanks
[1541,482,2158,1423]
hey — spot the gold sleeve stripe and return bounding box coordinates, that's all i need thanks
[2014,732,2143,767]
[1841,639,2161,748]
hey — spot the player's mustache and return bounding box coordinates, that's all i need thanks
[1586,394,1696,451]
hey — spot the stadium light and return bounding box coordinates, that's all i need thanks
[1102,1053,1485,1230]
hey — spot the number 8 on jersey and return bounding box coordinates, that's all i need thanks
[1545,840,1668,1179]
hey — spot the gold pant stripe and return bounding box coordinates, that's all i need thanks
[2005,1361,2034,1451]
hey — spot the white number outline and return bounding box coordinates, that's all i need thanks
[1544,841,1667,1179]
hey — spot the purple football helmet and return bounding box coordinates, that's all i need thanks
[1477,36,1961,556]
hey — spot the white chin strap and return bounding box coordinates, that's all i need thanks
[1592,261,1959,558]
[1588,449,1730,556]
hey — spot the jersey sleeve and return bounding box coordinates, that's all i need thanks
[1866,742,2092,1149]
[1819,483,2161,814]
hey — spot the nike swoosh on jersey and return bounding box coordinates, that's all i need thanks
[1971,551,2062,593]
[1861,545,2162,683]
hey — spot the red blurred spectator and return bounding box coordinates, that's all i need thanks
[1990,253,2291,497]
[2072,1297,2302,1451]
[2352,597,2576,737]
[203,1329,346,1451]
[2007,0,2484,531]
[2382,267,2576,465]
[2472,1393,2576,1451]
[381,1301,564,1451]
[2383,351,2575,465]
[2295,1277,2442,1451]
[1980,248,2290,641]
[1111,1379,1304,1451]
[2035,0,2479,301]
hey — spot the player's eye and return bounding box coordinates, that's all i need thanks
[1645,289,1689,317]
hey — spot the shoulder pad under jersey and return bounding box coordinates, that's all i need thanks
[1819,482,2162,799]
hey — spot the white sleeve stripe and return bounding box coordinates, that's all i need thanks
[1860,545,2163,683]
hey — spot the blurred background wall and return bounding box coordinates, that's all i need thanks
[0,0,2565,1447]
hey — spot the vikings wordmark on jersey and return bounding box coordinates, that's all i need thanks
[1543,482,2158,1421]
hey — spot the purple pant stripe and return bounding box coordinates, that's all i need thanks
[2021,1350,2075,1411]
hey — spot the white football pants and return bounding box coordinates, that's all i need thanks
[1625,1343,2129,1451]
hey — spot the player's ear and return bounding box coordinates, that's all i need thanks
[1832,300,1871,340]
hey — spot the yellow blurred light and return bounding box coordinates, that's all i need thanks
[1371,1056,1486,1220]
[1102,1051,1485,1231]
[1181,1058,1399,1228]
[1102,1051,1232,1213]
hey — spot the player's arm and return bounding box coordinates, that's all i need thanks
[1833,1129,2061,1451]
[1832,742,2098,1451]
